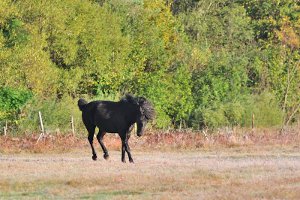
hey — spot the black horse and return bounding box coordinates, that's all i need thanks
[78,94,154,163]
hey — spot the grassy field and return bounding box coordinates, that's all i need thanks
[0,130,300,199]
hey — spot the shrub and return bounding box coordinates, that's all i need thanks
[242,92,284,128]
[190,92,283,130]
[0,87,32,121]
[19,95,83,134]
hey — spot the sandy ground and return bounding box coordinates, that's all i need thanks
[0,148,300,199]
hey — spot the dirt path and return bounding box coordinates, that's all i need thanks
[1,149,300,199]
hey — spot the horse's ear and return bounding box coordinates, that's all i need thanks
[121,94,138,104]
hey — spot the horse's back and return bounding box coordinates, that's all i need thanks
[89,101,127,132]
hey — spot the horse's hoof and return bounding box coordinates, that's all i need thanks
[129,159,134,163]
[122,159,126,163]
[92,155,97,161]
[104,154,109,160]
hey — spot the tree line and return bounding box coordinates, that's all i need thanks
[0,0,299,133]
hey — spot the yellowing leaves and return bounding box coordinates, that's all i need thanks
[144,0,179,47]
[276,17,300,49]
[21,44,59,97]
[191,47,212,71]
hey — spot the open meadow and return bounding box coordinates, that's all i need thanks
[1,1,300,199]
[0,130,300,199]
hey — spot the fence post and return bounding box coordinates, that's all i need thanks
[37,111,45,143]
[3,121,7,136]
[71,116,75,135]
[252,113,255,131]
[179,119,182,130]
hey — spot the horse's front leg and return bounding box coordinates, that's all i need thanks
[120,132,134,163]
[125,139,134,163]
[97,130,109,160]
[121,136,126,163]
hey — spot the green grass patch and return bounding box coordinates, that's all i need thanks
[80,190,147,199]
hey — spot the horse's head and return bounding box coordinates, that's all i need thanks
[135,97,155,137]
[121,94,155,137]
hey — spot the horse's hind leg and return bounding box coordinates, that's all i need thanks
[87,126,97,161]
[97,130,109,160]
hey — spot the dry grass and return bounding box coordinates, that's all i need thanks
[1,127,300,153]
[0,128,300,199]
[0,150,300,199]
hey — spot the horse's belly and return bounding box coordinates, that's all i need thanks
[95,120,125,133]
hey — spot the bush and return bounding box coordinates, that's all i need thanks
[242,92,284,128]
[19,95,83,134]
[190,92,283,130]
[191,102,243,130]
[0,87,32,121]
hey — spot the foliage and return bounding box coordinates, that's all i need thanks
[0,87,32,130]
[19,96,83,133]
[0,0,299,133]
[242,92,284,128]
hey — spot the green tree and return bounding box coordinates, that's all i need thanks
[178,1,256,128]
[241,0,300,126]
[119,0,193,128]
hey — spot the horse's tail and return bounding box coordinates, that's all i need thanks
[78,98,88,111]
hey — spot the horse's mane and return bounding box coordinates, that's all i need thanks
[120,94,155,120]
[120,94,137,104]
[137,97,155,121]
